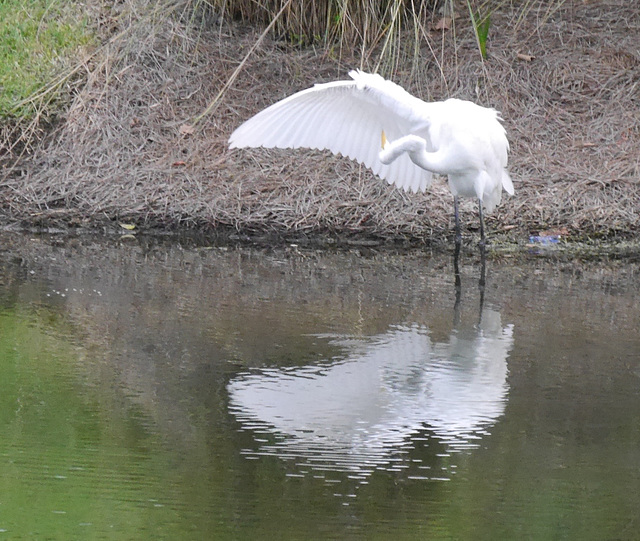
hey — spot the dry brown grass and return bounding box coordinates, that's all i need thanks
[0,0,638,245]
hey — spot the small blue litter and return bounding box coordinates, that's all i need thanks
[528,235,560,245]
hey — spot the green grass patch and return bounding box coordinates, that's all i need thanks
[0,0,93,119]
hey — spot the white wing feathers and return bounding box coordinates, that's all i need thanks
[229,70,433,193]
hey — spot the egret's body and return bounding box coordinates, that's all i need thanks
[229,70,513,244]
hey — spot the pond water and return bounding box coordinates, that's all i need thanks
[0,232,639,539]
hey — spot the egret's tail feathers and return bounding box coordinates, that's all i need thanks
[482,196,499,214]
[502,171,514,195]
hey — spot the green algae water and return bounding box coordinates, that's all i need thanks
[0,233,639,539]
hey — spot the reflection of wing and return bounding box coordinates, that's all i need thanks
[228,312,514,478]
[229,326,432,467]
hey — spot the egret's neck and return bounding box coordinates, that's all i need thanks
[379,134,450,176]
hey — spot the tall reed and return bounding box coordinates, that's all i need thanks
[208,0,441,69]
[206,0,568,70]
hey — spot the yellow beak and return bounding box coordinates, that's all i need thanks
[381,130,387,149]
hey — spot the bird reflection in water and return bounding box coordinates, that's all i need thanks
[228,253,512,480]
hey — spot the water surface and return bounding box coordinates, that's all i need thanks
[0,233,639,539]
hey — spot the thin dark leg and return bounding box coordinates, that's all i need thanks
[453,196,462,245]
[477,198,486,248]
[478,242,486,320]
[477,200,487,323]
[453,240,462,326]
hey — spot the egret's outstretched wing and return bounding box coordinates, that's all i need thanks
[229,70,433,193]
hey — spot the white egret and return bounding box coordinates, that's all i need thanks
[229,69,513,245]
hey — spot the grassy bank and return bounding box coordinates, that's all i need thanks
[0,0,639,248]
[0,0,93,153]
